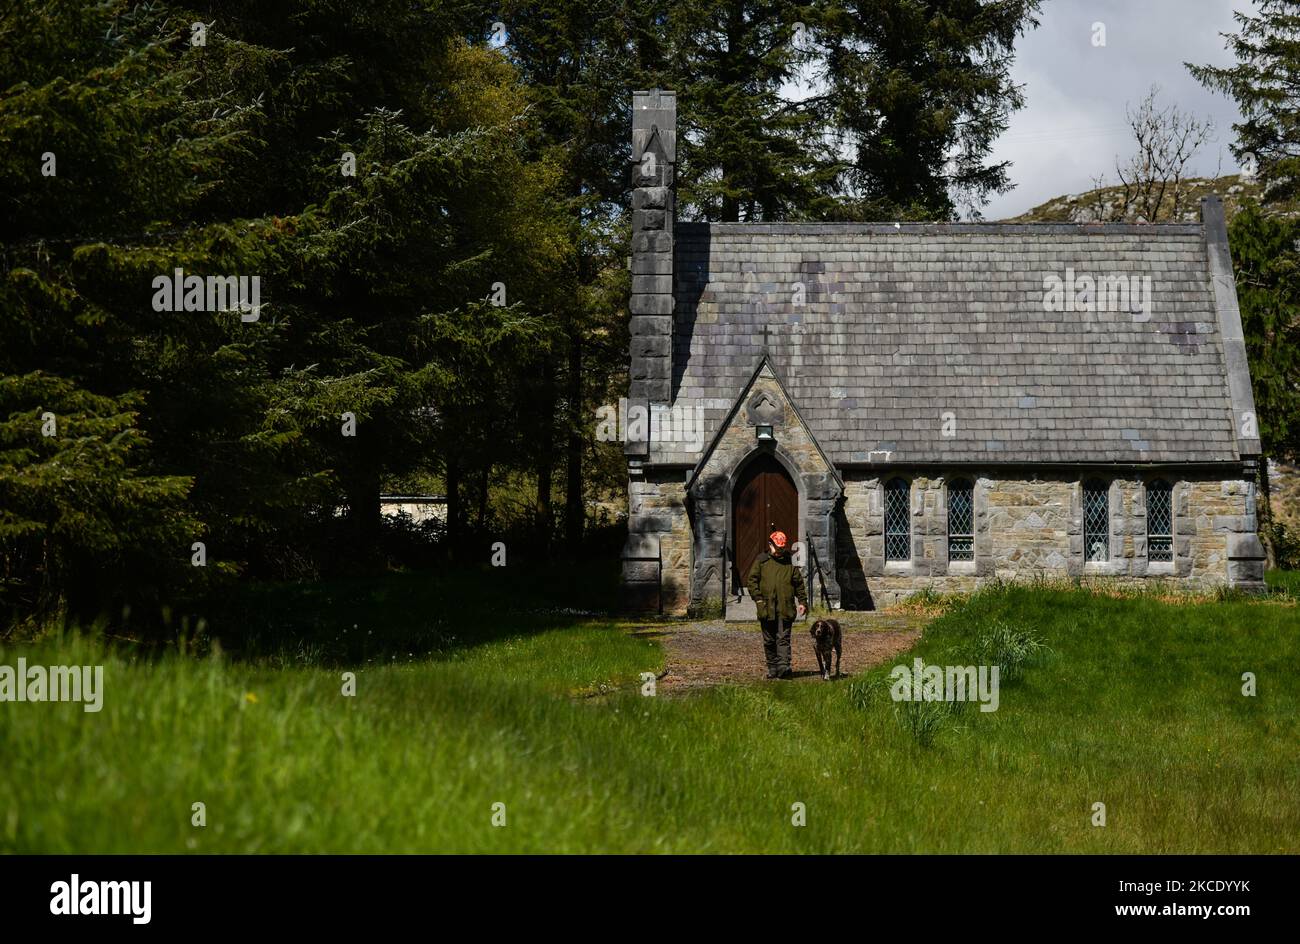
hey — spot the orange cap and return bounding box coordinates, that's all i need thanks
[769,531,788,548]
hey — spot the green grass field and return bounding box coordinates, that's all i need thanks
[1,570,1297,853]
[1265,567,1300,599]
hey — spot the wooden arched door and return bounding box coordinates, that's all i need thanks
[732,453,798,586]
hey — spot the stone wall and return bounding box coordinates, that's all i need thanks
[628,465,1263,614]
[378,497,447,525]
[623,470,691,614]
[835,468,1262,607]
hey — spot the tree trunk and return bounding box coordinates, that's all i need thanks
[564,328,584,554]
[535,359,555,549]
[344,457,383,571]
[477,464,490,530]
[719,7,743,223]
[721,168,741,222]
[445,453,462,562]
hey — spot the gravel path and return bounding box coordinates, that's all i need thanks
[629,612,926,692]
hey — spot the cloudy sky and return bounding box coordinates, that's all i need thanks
[982,0,1255,219]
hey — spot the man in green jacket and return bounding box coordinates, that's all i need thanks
[746,530,807,679]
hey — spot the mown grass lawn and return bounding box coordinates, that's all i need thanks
[1,570,1296,853]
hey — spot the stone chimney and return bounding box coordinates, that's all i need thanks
[626,89,676,460]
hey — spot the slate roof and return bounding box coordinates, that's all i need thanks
[658,219,1252,467]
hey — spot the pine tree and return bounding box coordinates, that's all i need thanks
[1,1,574,627]
[179,3,575,569]
[817,0,1041,220]
[484,3,638,551]
[1229,205,1300,459]
[663,0,842,222]
[0,1,249,625]
[1188,0,1300,208]
[1226,203,1300,564]
[1191,0,1300,564]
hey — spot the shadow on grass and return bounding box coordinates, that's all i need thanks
[200,560,622,666]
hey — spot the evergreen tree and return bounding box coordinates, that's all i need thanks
[817,0,1041,220]
[1189,0,1300,208]
[485,3,638,551]
[663,1,842,222]
[1227,202,1300,565]
[1,1,573,628]
[0,1,250,625]
[1192,0,1300,563]
[1229,204,1300,460]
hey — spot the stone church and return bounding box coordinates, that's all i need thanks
[620,90,1267,616]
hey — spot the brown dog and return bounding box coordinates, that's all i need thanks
[809,618,842,680]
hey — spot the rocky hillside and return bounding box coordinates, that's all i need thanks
[1005,174,1261,224]
[1268,459,1300,558]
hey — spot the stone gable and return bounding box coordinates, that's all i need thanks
[686,358,841,612]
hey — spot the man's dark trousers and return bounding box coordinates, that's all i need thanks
[759,613,791,676]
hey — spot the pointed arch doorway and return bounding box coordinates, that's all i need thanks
[731,452,799,588]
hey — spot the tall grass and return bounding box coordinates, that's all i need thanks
[1,577,1296,853]
[1265,568,1300,600]
[971,620,1049,682]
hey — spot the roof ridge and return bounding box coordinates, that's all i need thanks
[676,221,1205,235]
